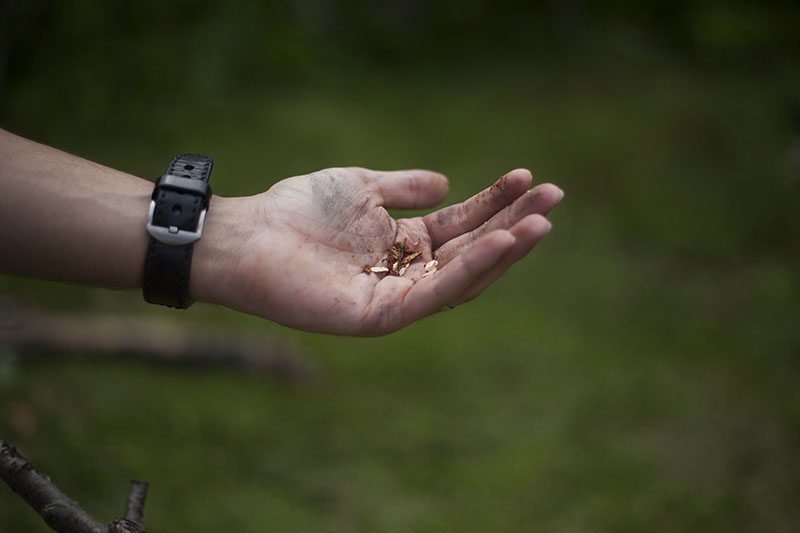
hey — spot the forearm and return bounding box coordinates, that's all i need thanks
[0,128,152,288]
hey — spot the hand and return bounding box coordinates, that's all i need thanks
[195,167,563,336]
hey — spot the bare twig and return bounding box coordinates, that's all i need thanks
[1,438,106,532]
[123,481,148,524]
[107,480,148,533]
[0,438,148,533]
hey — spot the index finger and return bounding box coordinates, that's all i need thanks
[422,169,531,249]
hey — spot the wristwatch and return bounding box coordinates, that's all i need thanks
[142,154,213,308]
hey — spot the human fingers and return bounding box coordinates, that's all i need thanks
[451,214,552,306]
[434,183,563,267]
[365,168,450,209]
[422,169,532,249]
[398,230,516,327]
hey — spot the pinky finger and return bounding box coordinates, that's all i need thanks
[451,214,552,306]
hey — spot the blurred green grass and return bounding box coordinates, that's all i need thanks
[2,52,800,532]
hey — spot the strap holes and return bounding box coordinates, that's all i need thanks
[172,204,183,214]
[184,164,195,170]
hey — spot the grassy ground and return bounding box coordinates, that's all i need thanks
[1,56,799,531]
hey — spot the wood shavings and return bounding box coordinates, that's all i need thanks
[367,239,422,276]
[422,259,438,278]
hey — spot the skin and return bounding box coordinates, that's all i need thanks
[0,128,563,336]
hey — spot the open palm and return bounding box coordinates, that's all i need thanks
[216,167,562,336]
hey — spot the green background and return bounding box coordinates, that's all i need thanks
[1,1,799,531]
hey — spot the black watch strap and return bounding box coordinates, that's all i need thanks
[143,154,213,309]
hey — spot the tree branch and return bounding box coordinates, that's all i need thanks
[123,481,148,524]
[0,438,148,533]
[0,438,105,532]
[106,480,148,533]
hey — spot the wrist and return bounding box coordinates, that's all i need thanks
[188,195,259,307]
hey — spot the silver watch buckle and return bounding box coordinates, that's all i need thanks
[146,200,207,246]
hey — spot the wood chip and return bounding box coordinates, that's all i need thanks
[380,239,422,276]
[422,259,438,278]
[400,251,421,267]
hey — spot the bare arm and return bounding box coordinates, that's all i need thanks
[0,128,151,288]
[0,128,563,336]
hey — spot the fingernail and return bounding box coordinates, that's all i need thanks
[556,187,565,201]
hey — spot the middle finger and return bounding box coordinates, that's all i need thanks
[434,183,563,267]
